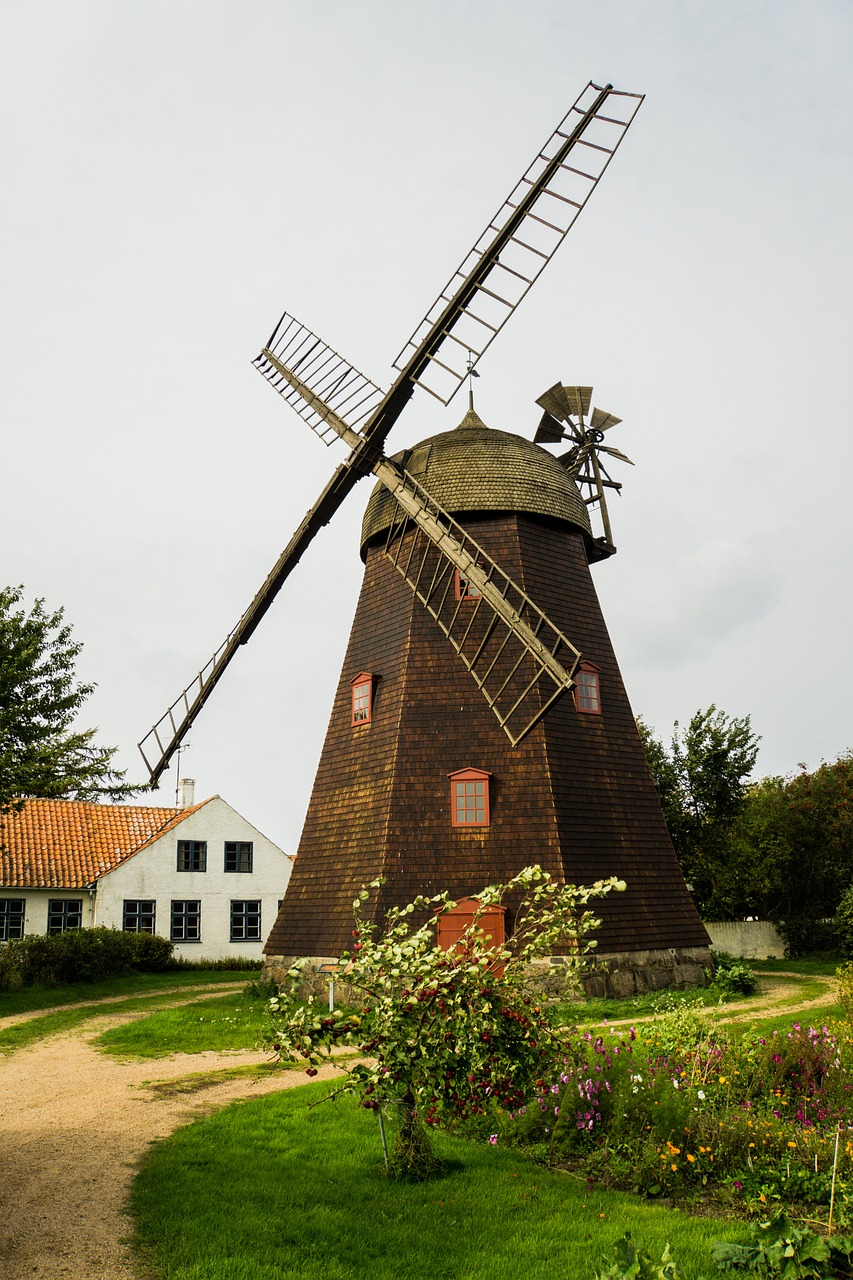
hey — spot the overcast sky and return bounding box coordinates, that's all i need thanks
[2,2,851,853]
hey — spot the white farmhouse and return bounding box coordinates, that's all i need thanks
[0,786,292,961]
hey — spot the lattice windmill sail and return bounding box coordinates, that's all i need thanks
[139,81,644,784]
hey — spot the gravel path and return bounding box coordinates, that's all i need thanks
[0,1011,341,1280]
[0,971,839,1280]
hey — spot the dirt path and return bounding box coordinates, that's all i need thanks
[0,1011,342,1280]
[0,971,840,1280]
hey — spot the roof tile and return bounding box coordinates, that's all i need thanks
[0,797,212,889]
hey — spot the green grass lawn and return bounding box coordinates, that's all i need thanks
[0,975,251,1055]
[0,969,248,1017]
[96,990,272,1058]
[751,957,842,976]
[131,1082,746,1280]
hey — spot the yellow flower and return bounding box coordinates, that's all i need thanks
[760,1194,766,1203]
[788,1141,797,1149]
[686,1153,695,1163]
[671,1163,677,1172]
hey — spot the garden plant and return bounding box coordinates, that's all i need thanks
[264,864,625,1178]
[498,993,853,1225]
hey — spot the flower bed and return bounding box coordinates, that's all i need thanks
[493,998,853,1220]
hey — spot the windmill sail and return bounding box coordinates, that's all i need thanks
[376,468,582,746]
[254,314,385,445]
[393,84,643,405]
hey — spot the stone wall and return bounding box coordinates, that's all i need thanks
[576,946,711,999]
[264,946,713,1004]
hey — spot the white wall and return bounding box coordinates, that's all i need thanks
[96,797,291,960]
[2,888,97,937]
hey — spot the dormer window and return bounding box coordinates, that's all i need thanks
[454,567,482,600]
[448,768,491,827]
[575,662,601,715]
[351,672,375,726]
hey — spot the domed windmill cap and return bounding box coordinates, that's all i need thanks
[360,409,593,558]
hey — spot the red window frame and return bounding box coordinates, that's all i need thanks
[448,768,491,828]
[454,567,482,600]
[575,662,601,715]
[350,672,374,726]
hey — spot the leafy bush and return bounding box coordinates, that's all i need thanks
[0,928,173,989]
[835,886,853,959]
[777,918,840,959]
[712,1211,853,1278]
[835,962,853,1025]
[710,950,757,996]
[265,865,624,1179]
[165,955,263,972]
[593,1233,690,1280]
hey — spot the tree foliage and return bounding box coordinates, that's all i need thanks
[0,585,140,815]
[637,706,760,919]
[640,700,853,944]
[265,866,624,1178]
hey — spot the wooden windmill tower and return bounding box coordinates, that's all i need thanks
[140,83,710,994]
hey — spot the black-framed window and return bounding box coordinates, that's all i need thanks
[123,900,156,933]
[47,899,83,935]
[171,900,201,942]
[230,900,261,942]
[224,841,253,873]
[0,899,25,941]
[177,840,207,872]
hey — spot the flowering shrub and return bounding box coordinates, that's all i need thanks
[501,1000,853,1217]
[263,865,624,1178]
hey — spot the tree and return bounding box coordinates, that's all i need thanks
[0,585,141,815]
[264,866,624,1179]
[637,706,760,919]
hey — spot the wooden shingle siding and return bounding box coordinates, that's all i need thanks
[265,507,707,960]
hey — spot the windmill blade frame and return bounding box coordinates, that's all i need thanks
[393,83,643,406]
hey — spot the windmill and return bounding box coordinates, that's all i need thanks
[140,82,710,993]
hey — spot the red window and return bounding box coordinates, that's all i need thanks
[454,567,482,600]
[575,662,601,715]
[448,768,491,827]
[350,672,374,726]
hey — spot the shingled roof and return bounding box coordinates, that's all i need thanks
[360,409,592,556]
[0,796,213,889]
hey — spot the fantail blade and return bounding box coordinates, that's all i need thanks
[590,406,622,432]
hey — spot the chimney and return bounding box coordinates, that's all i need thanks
[178,778,196,809]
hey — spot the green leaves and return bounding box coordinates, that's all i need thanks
[594,1233,691,1280]
[0,585,142,815]
[264,866,624,1150]
[637,706,760,919]
[712,1211,850,1279]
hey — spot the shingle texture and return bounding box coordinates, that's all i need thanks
[0,797,212,888]
[360,410,592,555]
[268,435,708,960]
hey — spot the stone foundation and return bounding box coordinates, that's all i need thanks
[264,945,712,1004]
[577,946,712,999]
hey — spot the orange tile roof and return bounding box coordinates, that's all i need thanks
[0,796,213,889]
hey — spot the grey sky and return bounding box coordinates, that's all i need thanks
[2,2,851,853]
